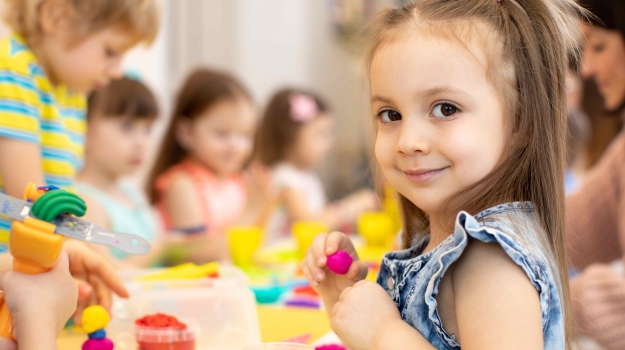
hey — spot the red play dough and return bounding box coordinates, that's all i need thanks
[326,250,353,275]
[135,314,195,350]
[136,314,187,329]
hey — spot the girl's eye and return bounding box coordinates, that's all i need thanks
[378,110,402,122]
[592,43,606,53]
[105,47,118,58]
[432,103,458,118]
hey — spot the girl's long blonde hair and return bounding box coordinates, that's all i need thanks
[367,0,583,347]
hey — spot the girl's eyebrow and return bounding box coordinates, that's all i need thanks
[370,95,393,104]
[371,85,468,104]
[423,85,469,98]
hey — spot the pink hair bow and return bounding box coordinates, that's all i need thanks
[289,94,318,122]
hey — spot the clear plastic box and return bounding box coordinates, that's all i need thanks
[108,266,261,350]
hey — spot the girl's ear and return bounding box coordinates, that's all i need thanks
[175,117,193,151]
[38,0,71,35]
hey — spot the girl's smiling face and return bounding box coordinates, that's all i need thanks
[371,30,509,216]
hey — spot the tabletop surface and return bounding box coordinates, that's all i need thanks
[58,305,331,349]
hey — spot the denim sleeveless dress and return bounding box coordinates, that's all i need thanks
[377,202,565,349]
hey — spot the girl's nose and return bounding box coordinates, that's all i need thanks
[579,56,595,79]
[396,118,431,156]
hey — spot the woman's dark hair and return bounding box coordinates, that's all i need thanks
[146,68,252,204]
[87,77,158,120]
[255,88,329,166]
[579,0,625,38]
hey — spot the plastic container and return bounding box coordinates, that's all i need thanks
[135,318,199,350]
[108,266,261,350]
[242,343,314,350]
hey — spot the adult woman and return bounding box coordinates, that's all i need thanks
[568,1,625,349]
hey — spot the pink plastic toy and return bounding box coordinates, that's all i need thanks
[326,250,353,275]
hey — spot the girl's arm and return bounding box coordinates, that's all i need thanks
[452,241,543,349]
[162,173,227,262]
[0,138,45,197]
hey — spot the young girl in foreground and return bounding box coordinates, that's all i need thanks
[303,0,580,348]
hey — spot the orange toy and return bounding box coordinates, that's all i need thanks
[0,183,151,340]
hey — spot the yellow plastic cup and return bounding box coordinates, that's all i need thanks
[358,212,395,248]
[292,221,328,260]
[227,226,263,268]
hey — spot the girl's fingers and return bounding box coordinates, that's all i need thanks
[349,261,369,281]
[311,233,329,267]
[301,263,316,287]
[305,247,325,283]
[325,231,351,256]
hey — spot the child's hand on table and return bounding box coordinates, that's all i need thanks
[0,252,77,350]
[331,280,402,350]
[301,232,368,310]
[63,239,129,325]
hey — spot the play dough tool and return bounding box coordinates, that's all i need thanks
[0,183,152,340]
[326,250,353,275]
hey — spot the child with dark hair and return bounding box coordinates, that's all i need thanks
[256,88,376,244]
[77,77,162,267]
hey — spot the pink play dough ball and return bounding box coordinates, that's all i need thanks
[82,338,114,350]
[326,250,353,275]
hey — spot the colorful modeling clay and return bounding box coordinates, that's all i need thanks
[82,305,111,334]
[81,305,113,350]
[135,313,188,329]
[135,313,196,350]
[315,345,346,350]
[82,338,114,350]
[326,250,353,275]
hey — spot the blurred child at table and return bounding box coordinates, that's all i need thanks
[255,88,377,243]
[0,0,158,322]
[77,77,164,268]
[0,252,77,350]
[147,69,274,264]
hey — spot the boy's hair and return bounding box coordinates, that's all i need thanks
[146,68,252,204]
[87,77,158,121]
[255,88,329,166]
[4,0,159,45]
[366,0,583,347]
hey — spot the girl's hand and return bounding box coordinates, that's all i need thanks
[301,232,368,306]
[331,280,402,350]
[0,252,77,350]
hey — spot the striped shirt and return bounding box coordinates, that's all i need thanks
[0,33,86,244]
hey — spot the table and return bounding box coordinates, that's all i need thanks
[57,305,331,349]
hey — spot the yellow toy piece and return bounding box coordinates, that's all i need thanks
[81,305,110,334]
[137,262,220,282]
